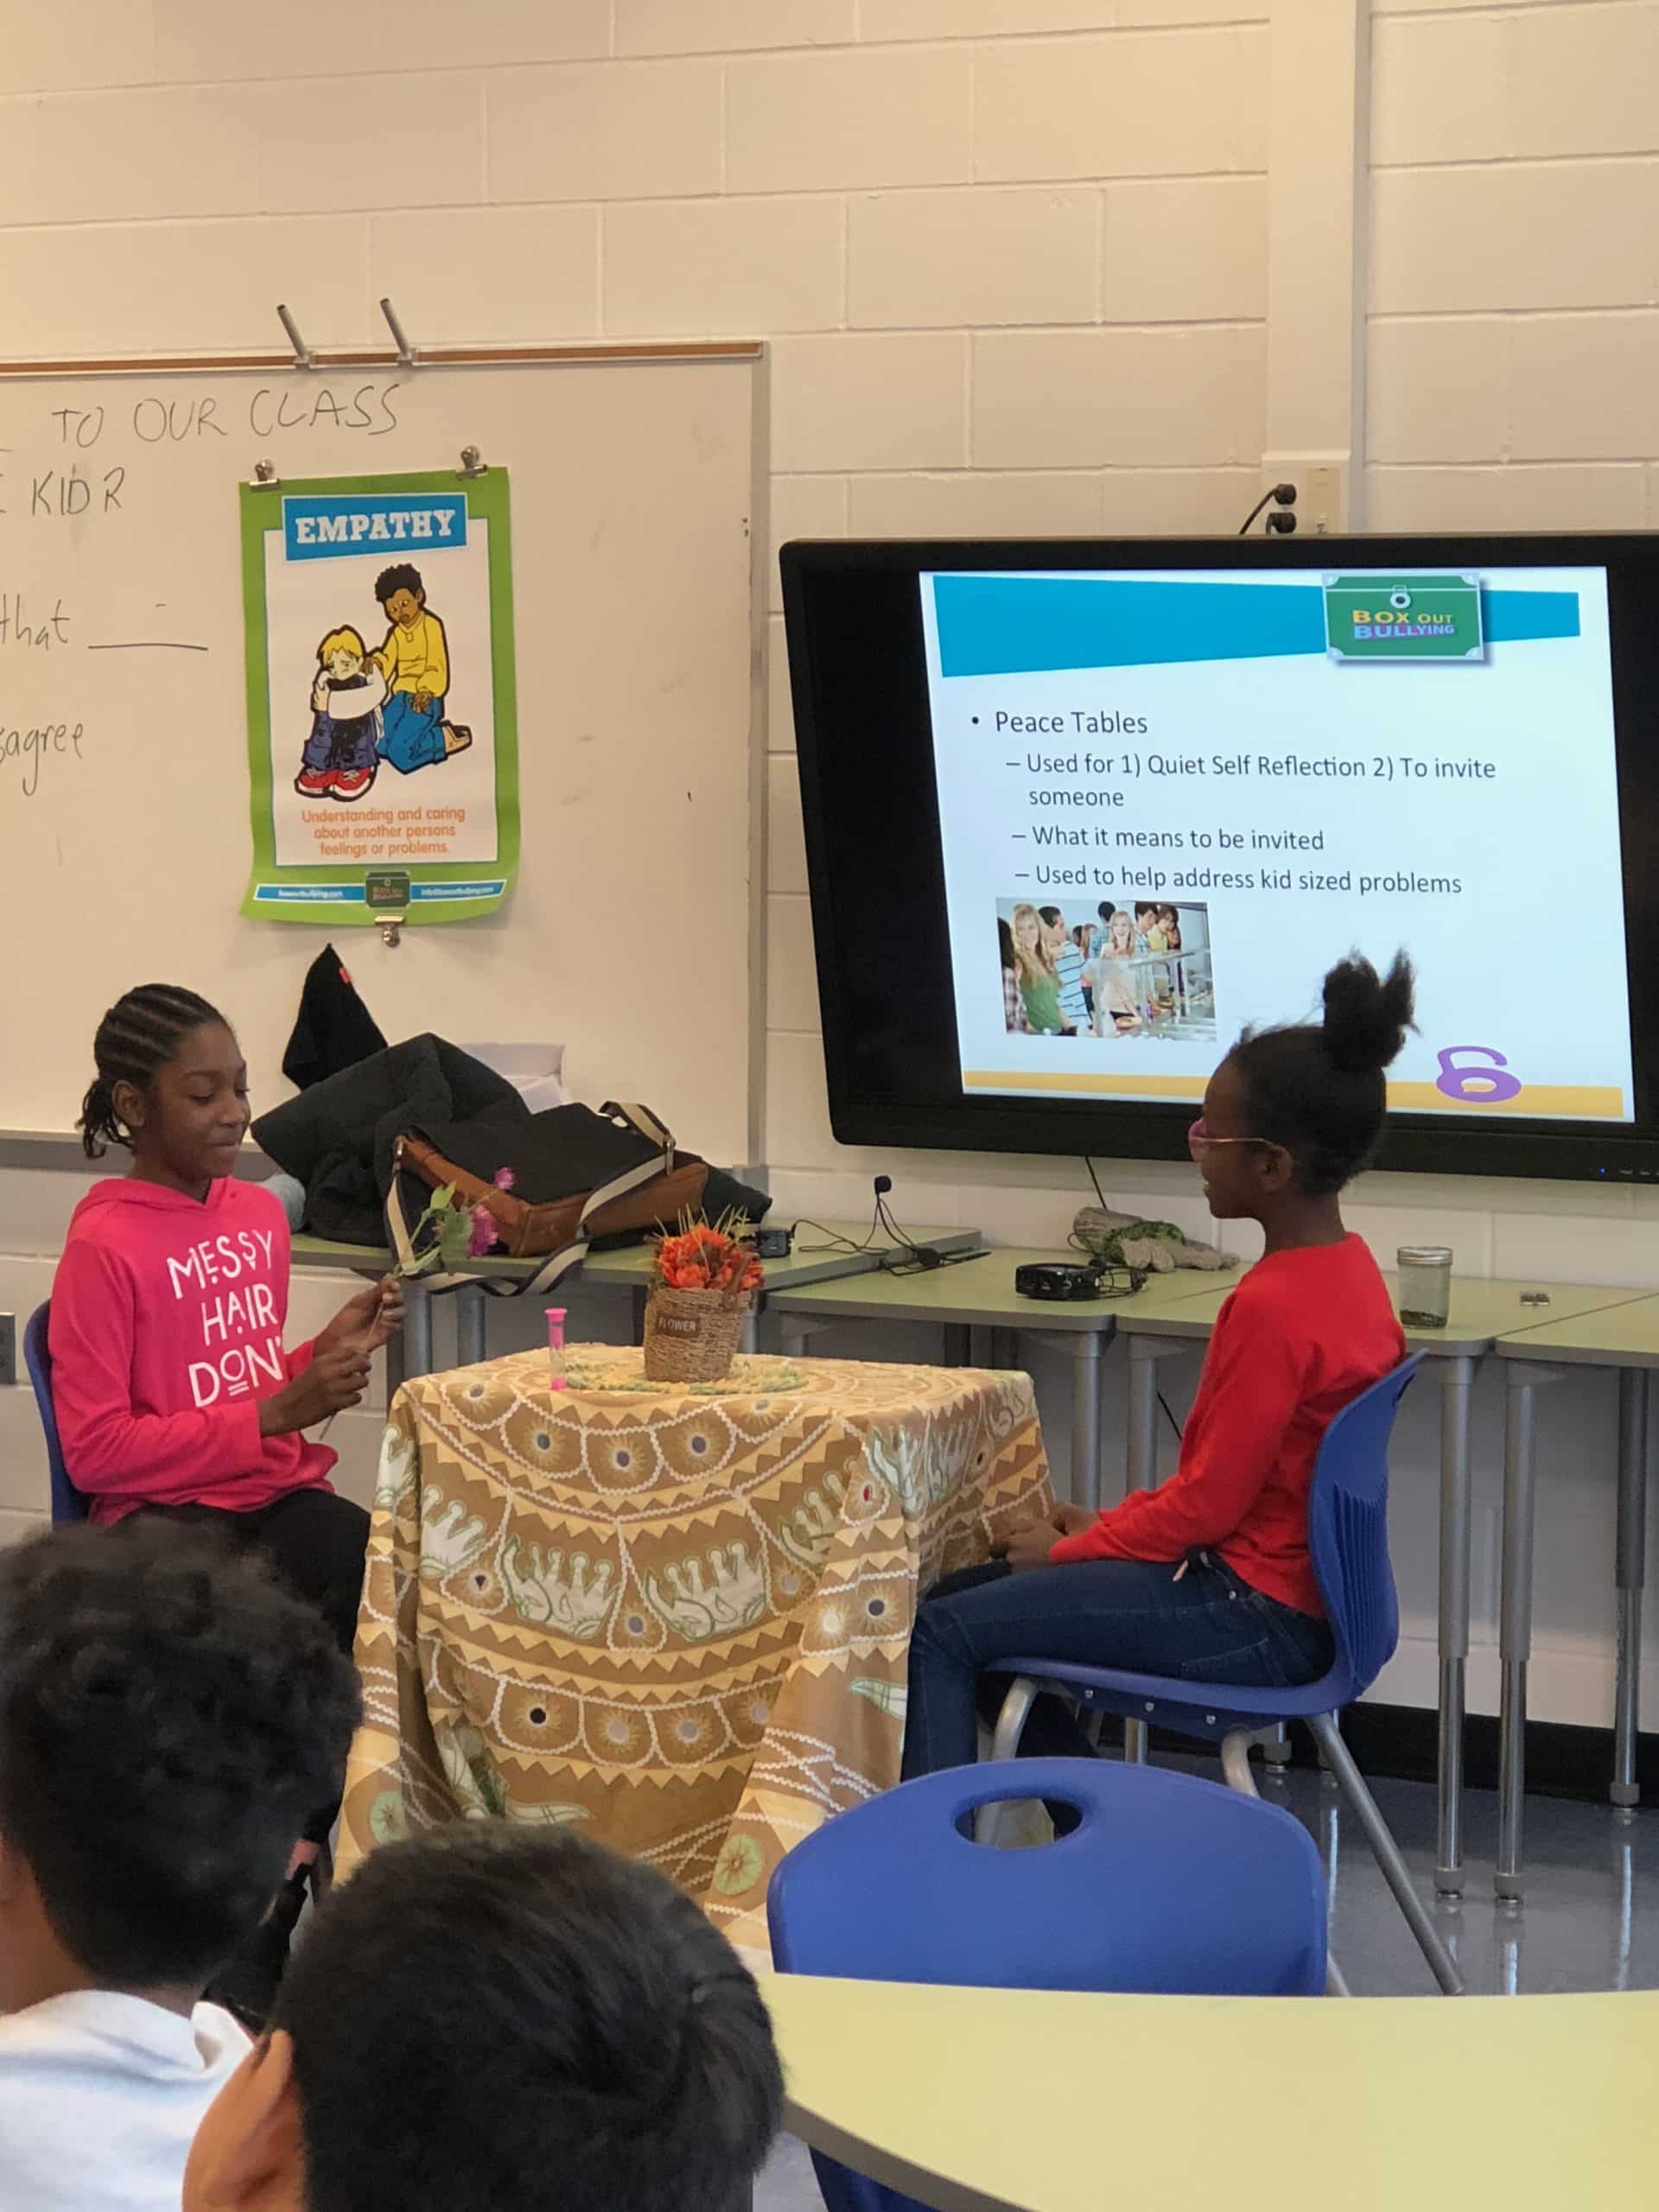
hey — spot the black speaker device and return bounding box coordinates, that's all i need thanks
[1014,1261,1109,1301]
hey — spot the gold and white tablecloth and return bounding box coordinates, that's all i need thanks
[338,1344,1053,1948]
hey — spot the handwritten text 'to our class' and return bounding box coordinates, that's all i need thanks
[43,383,404,451]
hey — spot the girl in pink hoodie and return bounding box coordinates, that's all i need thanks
[50,982,404,1657]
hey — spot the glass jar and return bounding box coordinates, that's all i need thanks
[1396,1247,1452,1329]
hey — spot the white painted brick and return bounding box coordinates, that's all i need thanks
[1369,13,1508,168]
[0,217,374,357]
[770,476,846,613]
[767,613,797,753]
[1373,164,1659,316]
[0,0,157,92]
[488,61,723,203]
[772,334,969,472]
[1099,466,1257,532]
[767,753,810,893]
[847,471,1102,535]
[861,0,1114,35]
[969,1183,1087,1251]
[976,29,1268,183]
[727,46,972,194]
[1510,315,1659,461]
[766,1029,882,1170]
[849,187,1097,329]
[257,73,484,214]
[972,326,1265,468]
[1344,1204,1494,1281]
[1366,465,1647,534]
[156,0,610,79]
[0,1167,101,1259]
[1103,175,1267,323]
[0,87,261,226]
[1509,3,1659,160]
[1493,1214,1659,1294]
[619,0,856,54]
[370,208,599,342]
[766,895,821,1032]
[1367,319,1510,466]
[765,1166,910,1224]
[605,198,843,338]
[1117,0,1268,16]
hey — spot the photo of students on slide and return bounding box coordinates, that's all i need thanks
[998,898,1216,1042]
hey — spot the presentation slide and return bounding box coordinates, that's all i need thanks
[919,565,1631,1122]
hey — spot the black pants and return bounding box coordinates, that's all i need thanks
[136,1488,370,1840]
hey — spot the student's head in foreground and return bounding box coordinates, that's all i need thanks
[184,1823,784,2212]
[0,1521,361,2017]
[1196,950,1415,1224]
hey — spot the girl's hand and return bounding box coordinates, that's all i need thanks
[999,1522,1061,1574]
[319,1276,404,1357]
[1050,1503,1096,1539]
[259,1343,372,1435]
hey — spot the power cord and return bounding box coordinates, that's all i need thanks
[1237,483,1298,536]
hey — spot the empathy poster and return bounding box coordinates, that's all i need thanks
[241,467,519,925]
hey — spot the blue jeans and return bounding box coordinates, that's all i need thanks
[379,689,448,772]
[901,1553,1334,1780]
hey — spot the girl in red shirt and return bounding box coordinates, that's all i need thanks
[901,951,1413,1780]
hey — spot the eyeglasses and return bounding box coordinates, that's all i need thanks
[1187,1118,1278,1163]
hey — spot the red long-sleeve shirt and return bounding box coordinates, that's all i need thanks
[1050,1235,1405,1617]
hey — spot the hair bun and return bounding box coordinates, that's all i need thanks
[1321,951,1415,1075]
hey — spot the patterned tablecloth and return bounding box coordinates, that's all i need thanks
[338,1344,1053,1948]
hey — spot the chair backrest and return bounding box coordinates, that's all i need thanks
[23,1304,90,1525]
[1304,1351,1423,1706]
[769,1756,1327,1999]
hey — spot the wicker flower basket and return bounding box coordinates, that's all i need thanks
[642,1285,753,1384]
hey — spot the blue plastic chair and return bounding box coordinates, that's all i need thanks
[768,1757,1327,2212]
[991,1353,1462,1996]
[24,1304,91,1524]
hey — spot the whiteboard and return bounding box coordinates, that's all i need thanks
[0,349,764,1166]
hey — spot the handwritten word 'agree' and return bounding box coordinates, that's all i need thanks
[0,719,84,798]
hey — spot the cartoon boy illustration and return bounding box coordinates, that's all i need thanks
[295,625,387,802]
[371,563,473,775]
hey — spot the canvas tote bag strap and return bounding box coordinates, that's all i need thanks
[503,1103,680,1300]
[385,1112,679,1302]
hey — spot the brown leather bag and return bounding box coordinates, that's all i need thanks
[388,1102,706,1297]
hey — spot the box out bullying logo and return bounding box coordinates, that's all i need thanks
[1323,574,1485,662]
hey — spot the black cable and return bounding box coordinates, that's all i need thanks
[791,1213,880,1256]
[1159,1392,1185,1445]
[1084,1156,1112,1213]
[1236,482,1298,536]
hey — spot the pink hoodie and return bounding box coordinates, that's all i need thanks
[49,1178,336,1524]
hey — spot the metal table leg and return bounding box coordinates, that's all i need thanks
[1026,1328,1107,1510]
[403,1281,435,1380]
[455,1284,486,1369]
[1127,1336,1188,1497]
[1613,1368,1649,1810]
[1497,1361,1564,1902]
[1435,1353,1475,1897]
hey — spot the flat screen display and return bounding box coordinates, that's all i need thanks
[781,536,1659,1182]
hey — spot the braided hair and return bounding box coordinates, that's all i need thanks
[79,984,229,1160]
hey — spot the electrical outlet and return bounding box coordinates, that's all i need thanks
[0,1315,15,1390]
[1261,456,1350,537]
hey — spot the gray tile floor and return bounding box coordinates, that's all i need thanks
[755,1761,1659,2212]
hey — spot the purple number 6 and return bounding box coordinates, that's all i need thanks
[1434,1046,1522,1105]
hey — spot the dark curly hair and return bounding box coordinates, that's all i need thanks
[0,1522,361,1988]
[374,563,423,606]
[273,1824,782,2212]
[1227,951,1416,1197]
[78,982,229,1160]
